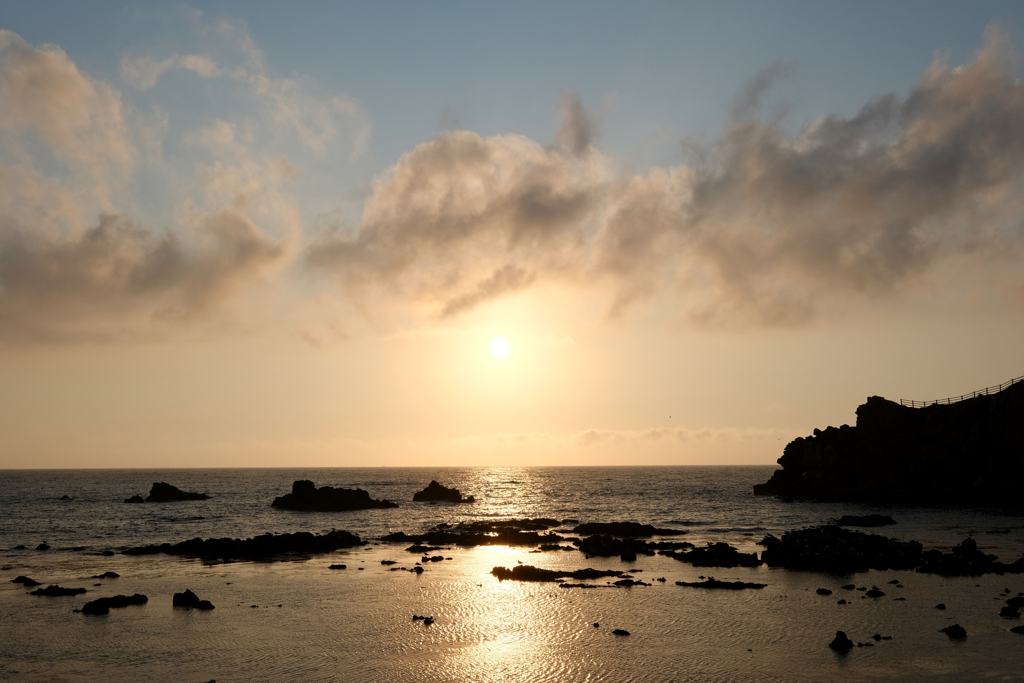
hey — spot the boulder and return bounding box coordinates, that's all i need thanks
[612,629,630,636]
[272,480,398,511]
[941,624,967,639]
[80,593,148,615]
[412,481,475,503]
[36,543,50,551]
[173,589,214,610]
[146,482,210,502]
[92,571,120,579]
[829,631,854,653]
[123,495,145,504]
[12,576,41,586]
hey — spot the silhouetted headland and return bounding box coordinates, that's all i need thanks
[754,376,1024,506]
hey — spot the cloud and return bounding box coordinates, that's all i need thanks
[119,16,371,158]
[308,26,1024,328]
[0,211,286,343]
[555,93,594,156]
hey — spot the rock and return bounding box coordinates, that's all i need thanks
[80,593,148,615]
[92,572,119,579]
[61,495,71,500]
[271,480,398,511]
[593,622,599,627]
[612,579,651,587]
[12,576,41,586]
[999,605,1020,618]
[612,629,630,636]
[675,578,767,590]
[1010,625,1024,634]
[936,603,946,610]
[916,538,1006,576]
[866,589,886,597]
[123,529,364,560]
[491,565,626,582]
[30,585,87,596]
[666,542,761,568]
[837,599,847,604]
[412,480,475,503]
[620,551,637,562]
[383,525,566,549]
[412,566,424,574]
[146,482,210,502]
[36,543,50,551]
[123,495,145,504]
[841,584,855,590]
[760,526,922,573]
[172,589,206,607]
[100,550,115,556]
[423,617,434,626]
[817,588,833,595]
[829,631,854,653]
[941,624,967,639]
[572,522,688,537]
[836,515,897,527]
[753,382,1024,508]
[381,560,397,565]
[329,564,347,569]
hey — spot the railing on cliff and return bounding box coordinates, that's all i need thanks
[899,374,1024,408]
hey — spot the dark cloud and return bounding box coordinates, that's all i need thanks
[308,26,1024,328]
[0,211,285,343]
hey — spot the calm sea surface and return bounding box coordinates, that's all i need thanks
[2,466,1023,682]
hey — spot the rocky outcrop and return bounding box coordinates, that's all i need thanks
[123,495,145,504]
[754,379,1024,506]
[829,631,854,653]
[491,565,626,582]
[412,481,475,503]
[30,585,87,596]
[146,482,210,502]
[173,589,215,610]
[664,542,762,568]
[272,480,398,511]
[80,593,148,615]
[571,522,687,537]
[12,576,41,586]
[122,529,364,560]
[760,526,923,573]
[675,578,766,589]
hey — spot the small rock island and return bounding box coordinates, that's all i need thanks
[272,480,399,511]
[124,483,210,503]
[754,377,1024,506]
[413,480,475,503]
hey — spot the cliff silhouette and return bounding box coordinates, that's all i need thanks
[754,377,1024,506]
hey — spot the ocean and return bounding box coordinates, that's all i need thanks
[2,466,1023,682]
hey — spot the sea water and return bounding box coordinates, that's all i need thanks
[1,467,1022,682]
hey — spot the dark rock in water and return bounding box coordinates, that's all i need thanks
[100,550,115,556]
[383,525,565,549]
[837,599,847,604]
[753,381,1024,507]
[666,542,761,568]
[941,624,967,639]
[577,535,654,558]
[272,480,398,511]
[173,589,214,610]
[412,566,424,574]
[381,560,397,565]
[146,482,210,502]
[829,631,854,653]
[999,604,1020,618]
[538,543,575,552]
[31,585,87,596]
[1011,625,1024,634]
[329,564,347,569]
[491,565,626,582]
[916,538,1011,576]
[866,589,886,597]
[612,578,651,587]
[760,525,922,573]
[817,588,833,595]
[80,593,148,615]
[36,543,50,551]
[837,515,897,527]
[572,522,687,537]
[593,622,599,627]
[123,529,363,560]
[841,584,855,590]
[620,551,637,562]
[61,495,72,500]
[92,572,119,579]
[675,578,766,590]
[14,545,26,550]
[412,480,475,503]
[936,603,946,610]
[406,544,446,553]
[123,495,145,504]
[12,576,41,586]
[612,629,630,636]
[423,617,434,626]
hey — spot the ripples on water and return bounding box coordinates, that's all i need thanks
[2,467,1024,682]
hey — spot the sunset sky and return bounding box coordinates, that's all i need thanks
[2,2,1024,468]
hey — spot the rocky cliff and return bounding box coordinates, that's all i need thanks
[753,379,1024,506]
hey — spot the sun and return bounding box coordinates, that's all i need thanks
[490,337,511,358]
